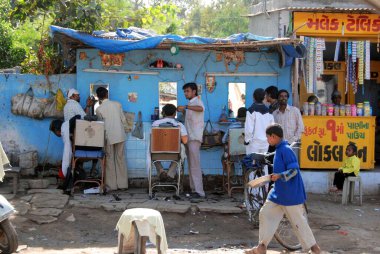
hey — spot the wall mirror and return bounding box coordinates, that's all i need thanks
[90,83,109,113]
[159,82,177,118]
[228,82,246,118]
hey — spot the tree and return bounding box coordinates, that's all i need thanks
[184,0,250,37]
[0,21,26,69]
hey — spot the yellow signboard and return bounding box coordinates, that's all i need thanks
[300,116,375,169]
[294,12,380,37]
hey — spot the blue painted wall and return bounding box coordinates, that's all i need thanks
[0,74,76,164]
[76,49,292,177]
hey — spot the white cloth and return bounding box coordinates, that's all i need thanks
[0,142,9,181]
[152,118,188,137]
[64,99,86,122]
[185,96,204,142]
[96,99,127,145]
[61,121,71,177]
[67,88,79,98]
[116,208,168,254]
[259,200,316,251]
[244,111,274,154]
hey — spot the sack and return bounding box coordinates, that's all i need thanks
[44,95,64,119]
[123,111,135,133]
[55,88,66,111]
[27,96,46,119]
[11,87,46,119]
[202,120,224,148]
[132,111,144,139]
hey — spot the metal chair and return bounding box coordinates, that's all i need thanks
[149,127,182,198]
[222,128,246,197]
[71,119,106,194]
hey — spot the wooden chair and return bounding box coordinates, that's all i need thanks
[71,119,106,194]
[222,128,246,197]
[149,127,181,198]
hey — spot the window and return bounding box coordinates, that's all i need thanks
[90,83,109,113]
[228,82,246,118]
[159,82,177,118]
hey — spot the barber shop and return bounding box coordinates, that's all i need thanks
[37,26,303,197]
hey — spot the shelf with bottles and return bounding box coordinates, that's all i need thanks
[148,59,183,70]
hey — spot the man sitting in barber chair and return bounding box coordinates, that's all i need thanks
[221,107,247,173]
[49,115,98,190]
[152,104,188,181]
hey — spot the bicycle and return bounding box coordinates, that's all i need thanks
[242,142,305,251]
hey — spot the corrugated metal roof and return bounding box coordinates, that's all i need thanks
[245,6,376,17]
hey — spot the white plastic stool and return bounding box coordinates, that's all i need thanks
[116,208,168,254]
[342,176,362,206]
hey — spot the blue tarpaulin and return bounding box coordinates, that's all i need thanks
[50,25,275,54]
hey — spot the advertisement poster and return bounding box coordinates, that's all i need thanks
[300,116,375,169]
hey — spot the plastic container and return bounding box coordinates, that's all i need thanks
[357,103,363,116]
[334,105,340,116]
[339,105,345,116]
[345,104,351,116]
[303,102,309,116]
[364,101,370,116]
[327,104,334,116]
[351,104,357,116]
[308,102,315,116]
[315,102,322,116]
[321,104,327,116]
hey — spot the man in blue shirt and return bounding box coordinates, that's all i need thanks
[245,123,321,254]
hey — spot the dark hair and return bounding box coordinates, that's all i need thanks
[265,86,278,100]
[253,88,265,103]
[49,119,63,133]
[347,142,358,154]
[96,87,108,100]
[182,82,198,96]
[277,89,289,99]
[237,107,247,118]
[162,104,177,117]
[307,95,319,103]
[266,123,283,138]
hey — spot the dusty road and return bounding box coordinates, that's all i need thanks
[10,193,380,254]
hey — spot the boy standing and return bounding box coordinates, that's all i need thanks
[245,123,321,254]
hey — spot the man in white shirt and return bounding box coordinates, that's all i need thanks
[272,89,304,144]
[152,104,188,181]
[59,88,94,178]
[244,88,275,155]
[177,83,205,198]
[96,87,128,190]
[64,88,92,122]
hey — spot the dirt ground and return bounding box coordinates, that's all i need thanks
[9,193,380,254]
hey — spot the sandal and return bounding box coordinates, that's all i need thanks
[244,247,265,254]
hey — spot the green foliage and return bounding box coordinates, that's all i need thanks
[184,0,249,37]
[0,21,26,69]
[6,0,250,73]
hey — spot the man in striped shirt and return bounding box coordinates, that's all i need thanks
[272,89,304,144]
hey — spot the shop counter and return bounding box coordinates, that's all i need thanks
[300,116,376,169]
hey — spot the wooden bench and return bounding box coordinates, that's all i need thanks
[4,167,20,194]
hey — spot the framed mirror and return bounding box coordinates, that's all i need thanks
[159,82,177,118]
[90,83,109,113]
[228,82,246,118]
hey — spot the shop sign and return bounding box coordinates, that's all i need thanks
[300,116,375,169]
[294,12,380,37]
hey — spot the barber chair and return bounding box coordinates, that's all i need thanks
[222,128,246,197]
[149,127,182,198]
[71,119,106,194]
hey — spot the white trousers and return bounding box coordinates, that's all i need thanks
[61,121,71,177]
[259,200,317,251]
[186,140,205,196]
